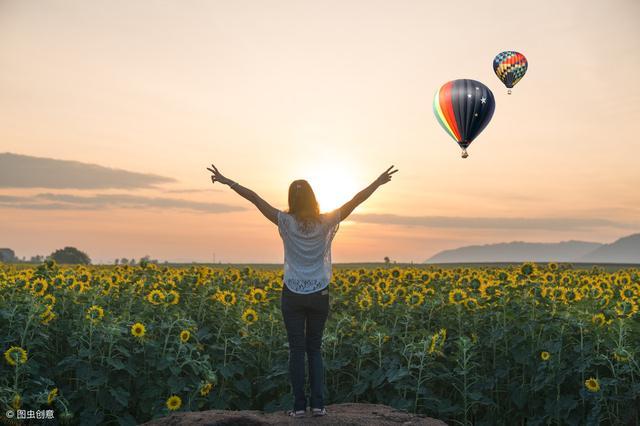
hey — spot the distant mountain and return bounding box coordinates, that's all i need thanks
[580,233,640,263]
[425,240,603,263]
[425,233,640,263]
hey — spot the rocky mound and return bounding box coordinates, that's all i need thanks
[140,403,447,425]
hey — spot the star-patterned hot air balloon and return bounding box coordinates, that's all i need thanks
[493,51,528,94]
[433,79,495,158]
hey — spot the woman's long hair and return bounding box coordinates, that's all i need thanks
[285,179,321,232]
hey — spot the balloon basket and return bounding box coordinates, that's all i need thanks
[507,89,512,95]
[461,149,469,159]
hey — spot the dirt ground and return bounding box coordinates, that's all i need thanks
[140,403,448,426]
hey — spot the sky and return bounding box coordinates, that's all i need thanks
[1,0,639,264]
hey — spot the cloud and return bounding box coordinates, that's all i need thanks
[163,188,218,194]
[0,192,245,213]
[0,202,98,210]
[0,153,176,189]
[348,213,636,231]
[0,195,25,202]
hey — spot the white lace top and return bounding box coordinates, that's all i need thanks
[277,209,341,294]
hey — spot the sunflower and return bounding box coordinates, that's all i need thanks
[479,283,501,299]
[179,330,191,343]
[147,289,165,305]
[405,291,425,308]
[528,286,543,299]
[216,290,237,307]
[86,305,105,324]
[31,278,49,296]
[559,274,572,287]
[540,351,550,361]
[620,284,636,302]
[166,290,180,305]
[564,288,581,303]
[547,262,559,271]
[464,297,479,311]
[469,277,483,291]
[584,377,600,393]
[599,280,612,293]
[68,277,87,293]
[578,275,591,285]
[102,280,117,296]
[40,307,56,325]
[428,328,447,355]
[615,273,631,287]
[338,280,352,294]
[613,348,629,363]
[248,288,267,304]
[42,294,56,306]
[47,388,58,405]
[390,268,401,278]
[376,279,391,293]
[271,279,284,291]
[591,313,607,327]
[422,286,435,297]
[520,262,535,276]
[166,395,182,411]
[4,346,28,366]
[77,269,91,283]
[199,382,213,397]
[52,275,65,288]
[131,322,146,338]
[599,294,611,308]
[394,286,407,299]
[548,286,566,302]
[377,290,396,308]
[614,300,639,318]
[543,272,555,284]
[241,308,258,325]
[578,284,591,298]
[357,296,372,310]
[448,288,468,305]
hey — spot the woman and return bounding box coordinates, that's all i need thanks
[206,164,398,418]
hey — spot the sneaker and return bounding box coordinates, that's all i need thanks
[312,407,327,417]
[287,409,306,417]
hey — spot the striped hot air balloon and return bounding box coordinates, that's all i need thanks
[433,79,495,158]
[493,51,528,94]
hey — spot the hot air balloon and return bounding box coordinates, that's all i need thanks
[493,51,528,94]
[433,79,495,158]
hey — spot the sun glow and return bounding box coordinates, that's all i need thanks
[303,167,359,212]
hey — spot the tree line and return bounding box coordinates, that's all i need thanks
[0,247,160,265]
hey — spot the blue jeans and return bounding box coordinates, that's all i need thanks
[280,283,329,411]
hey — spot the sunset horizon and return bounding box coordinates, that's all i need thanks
[1,150,639,264]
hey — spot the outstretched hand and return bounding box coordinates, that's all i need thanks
[374,165,399,186]
[206,164,232,186]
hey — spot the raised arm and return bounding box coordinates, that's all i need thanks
[207,164,279,226]
[338,165,398,221]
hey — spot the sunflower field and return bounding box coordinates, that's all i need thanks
[1,260,639,425]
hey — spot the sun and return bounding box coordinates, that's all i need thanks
[304,168,358,212]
